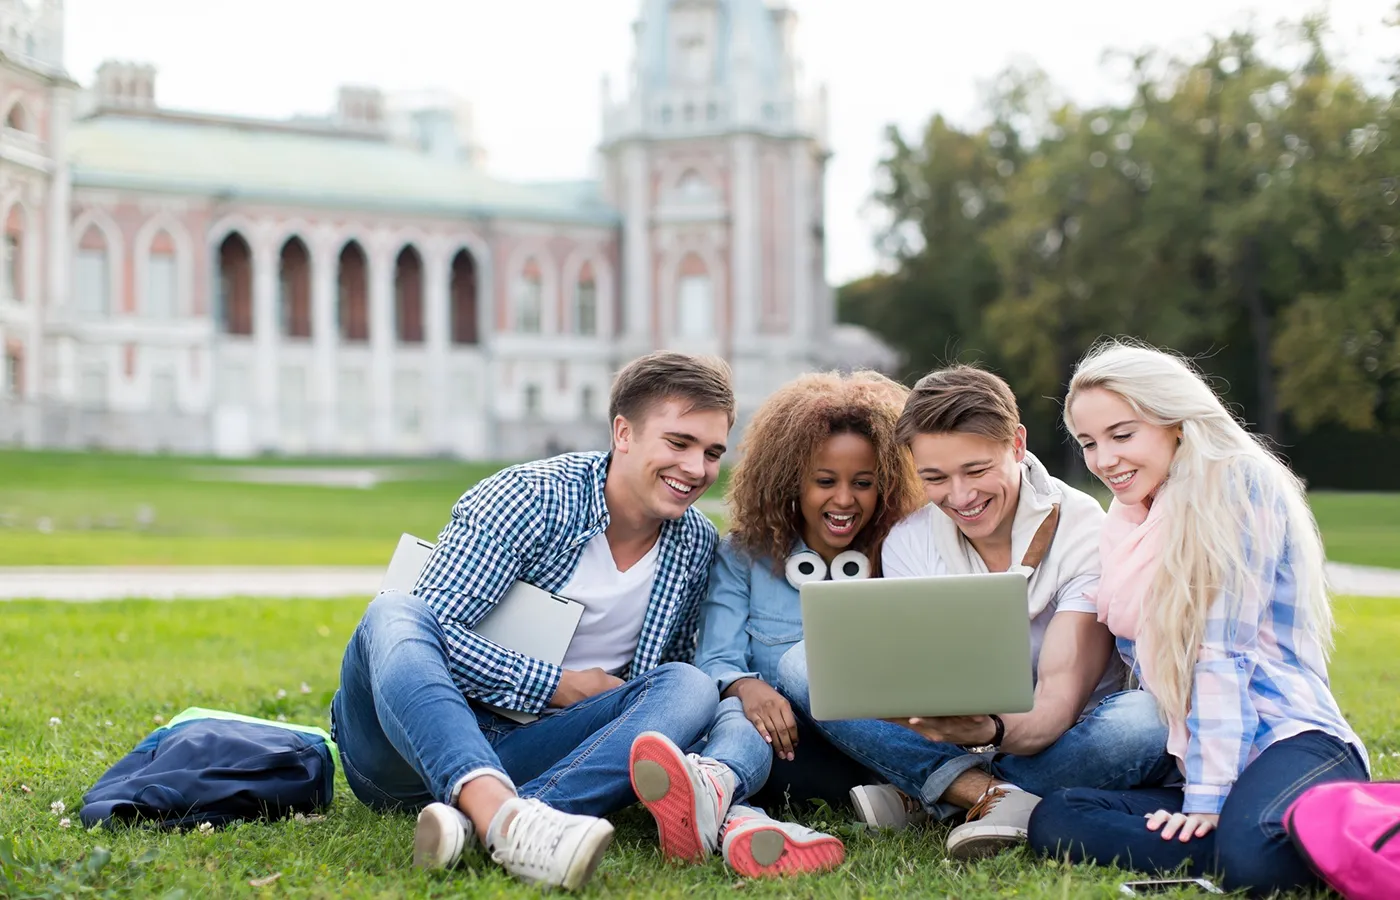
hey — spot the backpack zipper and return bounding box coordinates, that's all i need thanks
[1372,820,1400,853]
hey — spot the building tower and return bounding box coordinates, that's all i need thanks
[600,0,834,422]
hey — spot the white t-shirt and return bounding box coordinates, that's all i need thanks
[558,532,660,674]
[882,503,1121,709]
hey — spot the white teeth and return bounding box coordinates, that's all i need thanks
[1109,471,1135,485]
[827,513,854,523]
[662,477,693,494]
[955,500,990,518]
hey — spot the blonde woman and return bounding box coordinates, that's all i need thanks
[1031,340,1370,896]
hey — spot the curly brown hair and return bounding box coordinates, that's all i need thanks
[726,370,924,575]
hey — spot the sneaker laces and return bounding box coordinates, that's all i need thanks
[895,788,923,816]
[689,754,730,804]
[490,800,567,872]
[966,787,1009,823]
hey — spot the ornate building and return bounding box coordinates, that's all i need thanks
[0,0,844,459]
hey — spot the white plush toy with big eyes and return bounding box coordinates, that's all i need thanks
[785,549,871,589]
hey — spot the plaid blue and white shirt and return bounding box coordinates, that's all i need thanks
[1115,522,1370,815]
[412,451,718,715]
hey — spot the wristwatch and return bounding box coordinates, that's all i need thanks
[962,714,1005,754]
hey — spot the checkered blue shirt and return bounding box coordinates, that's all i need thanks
[412,451,717,714]
[1115,519,1369,814]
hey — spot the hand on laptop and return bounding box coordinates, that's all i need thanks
[726,678,799,761]
[551,668,626,708]
[887,714,996,747]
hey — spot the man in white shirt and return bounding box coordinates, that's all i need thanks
[777,365,1172,861]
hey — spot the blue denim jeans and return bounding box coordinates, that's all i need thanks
[330,591,720,818]
[777,641,1175,820]
[1027,730,1369,897]
[694,696,775,802]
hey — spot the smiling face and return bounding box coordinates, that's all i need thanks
[910,428,1025,549]
[610,398,730,523]
[1069,387,1180,506]
[797,431,879,563]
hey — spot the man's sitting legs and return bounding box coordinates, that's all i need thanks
[776,643,1172,860]
[333,592,720,889]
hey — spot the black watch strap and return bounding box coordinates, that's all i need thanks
[988,714,1005,749]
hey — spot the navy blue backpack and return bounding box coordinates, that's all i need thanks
[80,709,336,829]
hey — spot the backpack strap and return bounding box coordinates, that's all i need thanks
[1019,504,1061,572]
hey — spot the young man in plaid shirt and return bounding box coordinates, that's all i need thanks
[331,352,734,891]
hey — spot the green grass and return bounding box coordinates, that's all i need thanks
[2,597,1396,899]
[0,449,1396,569]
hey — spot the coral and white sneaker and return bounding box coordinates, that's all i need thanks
[945,786,1041,861]
[720,805,845,878]
[629,731,736,861]
[413,802,477,869]
[849,783,929,830]
[485,797,615,891]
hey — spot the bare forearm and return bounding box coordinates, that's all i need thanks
[996,699,1082,756]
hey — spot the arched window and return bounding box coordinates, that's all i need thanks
[217,232,253,335]
[676,169,714,203]
[395,245,424,344]
[450,249,478,345]
[4,205,24,303]
[146,230,178,319]
[278,237,312,338]
[676,254,713,339]
[574,262,597,336]
[74,226,110,316]
[514,258,542,334]
[337,241,369,342]
[4,102,27,132]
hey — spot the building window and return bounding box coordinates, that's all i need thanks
[580,385,595,419]
[79,364,106,409]
[574,268,597,336]
[74,249,109,316]
[524,384,541,417]
[3,233,20,301]
[146,253,178,319]
[3,348,20,398]
[677,273,713,339]
[515,260,543,334]
[150,368,178,413]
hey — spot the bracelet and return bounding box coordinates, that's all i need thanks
[988,714,1005,750]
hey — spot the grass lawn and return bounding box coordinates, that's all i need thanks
[2,597,1396,899]
[1,450,1397,569]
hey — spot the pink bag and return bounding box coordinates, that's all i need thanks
[1284,781,1400,900]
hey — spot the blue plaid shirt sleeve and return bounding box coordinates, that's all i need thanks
[658,518,718,666]
[1182,512,1278,815]
[413,469,564,713]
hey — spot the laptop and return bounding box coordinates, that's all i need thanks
[799,572,1035,721]
[379,533,585,724]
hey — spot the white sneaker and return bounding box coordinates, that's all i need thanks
[486,797,615,891]
[629,730,736,861]
[720,805,845,878]
[413,802,476,869]
[945,786,1041,860]
[849,783,929,830]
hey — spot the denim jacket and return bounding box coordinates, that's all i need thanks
[694,536,806,693]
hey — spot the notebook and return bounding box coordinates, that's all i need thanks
[379,533,585,723]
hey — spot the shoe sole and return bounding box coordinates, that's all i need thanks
[726,824,845,878]
[559,818,615,891]
[629,733,707,862]
[945,826,1026,861]
[413,805,468,869]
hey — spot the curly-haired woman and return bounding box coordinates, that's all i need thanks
[625,371,923,878]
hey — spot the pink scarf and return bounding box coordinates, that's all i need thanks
[1095,497,1192,764]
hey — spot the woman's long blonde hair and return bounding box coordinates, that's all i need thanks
[1064,340,1333,721]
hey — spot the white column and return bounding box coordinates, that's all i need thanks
[368,239,395,451]
[310,233,338,453]
[620,143,651,353]
[731,135,760,351]
[423,242,451,453]
[37,87,73,445]
[251,235,279,451]
[790,140,812,348]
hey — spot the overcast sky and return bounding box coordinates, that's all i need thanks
[64,0,1395,285]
